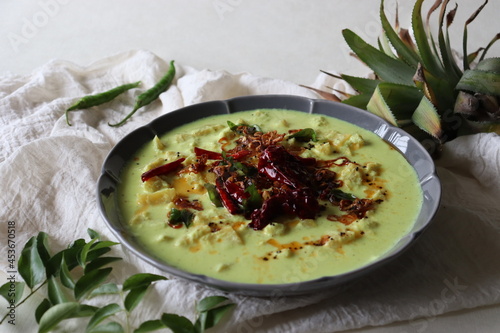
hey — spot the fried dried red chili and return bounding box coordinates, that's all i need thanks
[141,157,185,182]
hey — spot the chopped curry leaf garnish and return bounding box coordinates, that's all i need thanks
[288,128,318,142]
[227,120,238,131]
[227,121,262,134]
[331,189,357,201]
[230,160,250,176]
[243,184,262,212]
[204,184,222,207]
[169,208,194,228]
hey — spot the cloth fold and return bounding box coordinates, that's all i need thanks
[1,50,499,333]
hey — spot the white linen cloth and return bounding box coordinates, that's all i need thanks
[1,50,499,333]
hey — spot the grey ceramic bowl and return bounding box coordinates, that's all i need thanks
[97,94,441,297]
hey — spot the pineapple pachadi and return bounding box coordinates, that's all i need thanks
[118,109,422,284]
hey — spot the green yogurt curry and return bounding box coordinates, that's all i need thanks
[119,109,422,284]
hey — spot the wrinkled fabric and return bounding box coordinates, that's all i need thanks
[1,50,499,333]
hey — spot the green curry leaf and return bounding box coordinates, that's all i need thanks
[74,267,113,300]
[18,236,46,289]
[124,284,149,313]
[59,256,75,289]
[134,319,165,333]
[195,296,235,332]
[88,321,124,333]
[204,183,223,207]
[160,313,195,333]
[38,303,97,333]
[243,184,262,212]
[169,208,194,228]
[47,276,68,305]
[122,273,167,292]
[86,303,123,332]
[0,281,25,305]
[87,228,101,240]
[288,128,318,142]
[331,189,357,201]
[88,283,119,299]
[227,121,262,134]
[35,298,52,324]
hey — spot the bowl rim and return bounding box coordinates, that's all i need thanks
[97,94,441,296]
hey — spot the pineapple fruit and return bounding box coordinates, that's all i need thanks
[307,0,500,156]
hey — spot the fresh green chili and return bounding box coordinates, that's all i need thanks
[65,81,141,126]
[109,60,176,127]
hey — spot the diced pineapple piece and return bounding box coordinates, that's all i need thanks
[174,225,212,247]
[155,234,173,242]
[311,141,334,156]
[144,157,167,172]
[183,168,205,193]
[203,226,243,248]
[130,211,149,225]
[137,188,176,206]
[263,223,286,237]
[214,263,232,272]
[298,219,317,229]
[143,177,170,192]
[279,119,289,127]
[364,162,381,177]
[345,133,365,151]
[175,124,225,143]
[152,136,165,151]
[311,116,328,127]
[339,163,363,189]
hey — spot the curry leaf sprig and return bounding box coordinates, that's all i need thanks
[66,60,176,127]
[0,229,234,333]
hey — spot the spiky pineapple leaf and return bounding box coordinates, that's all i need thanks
[456,69,500,97]
[340,74,381,94]
[475,58,500,73]
[366,84,398,126]
[342,93,372,110]
[413,64,438,107]
[342,29,415,85]
[412,96,443,139]
[463,0,489,70]
[437,0,462,83]
[467,47,485,66]
[378,35,397,58]
[413,63,457,112]
[299,85,341,102]
[479,33,500,62]
[380,0,420,68]
[426,0,445,76]
[371,82,423,121]
[412,0,445,78]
